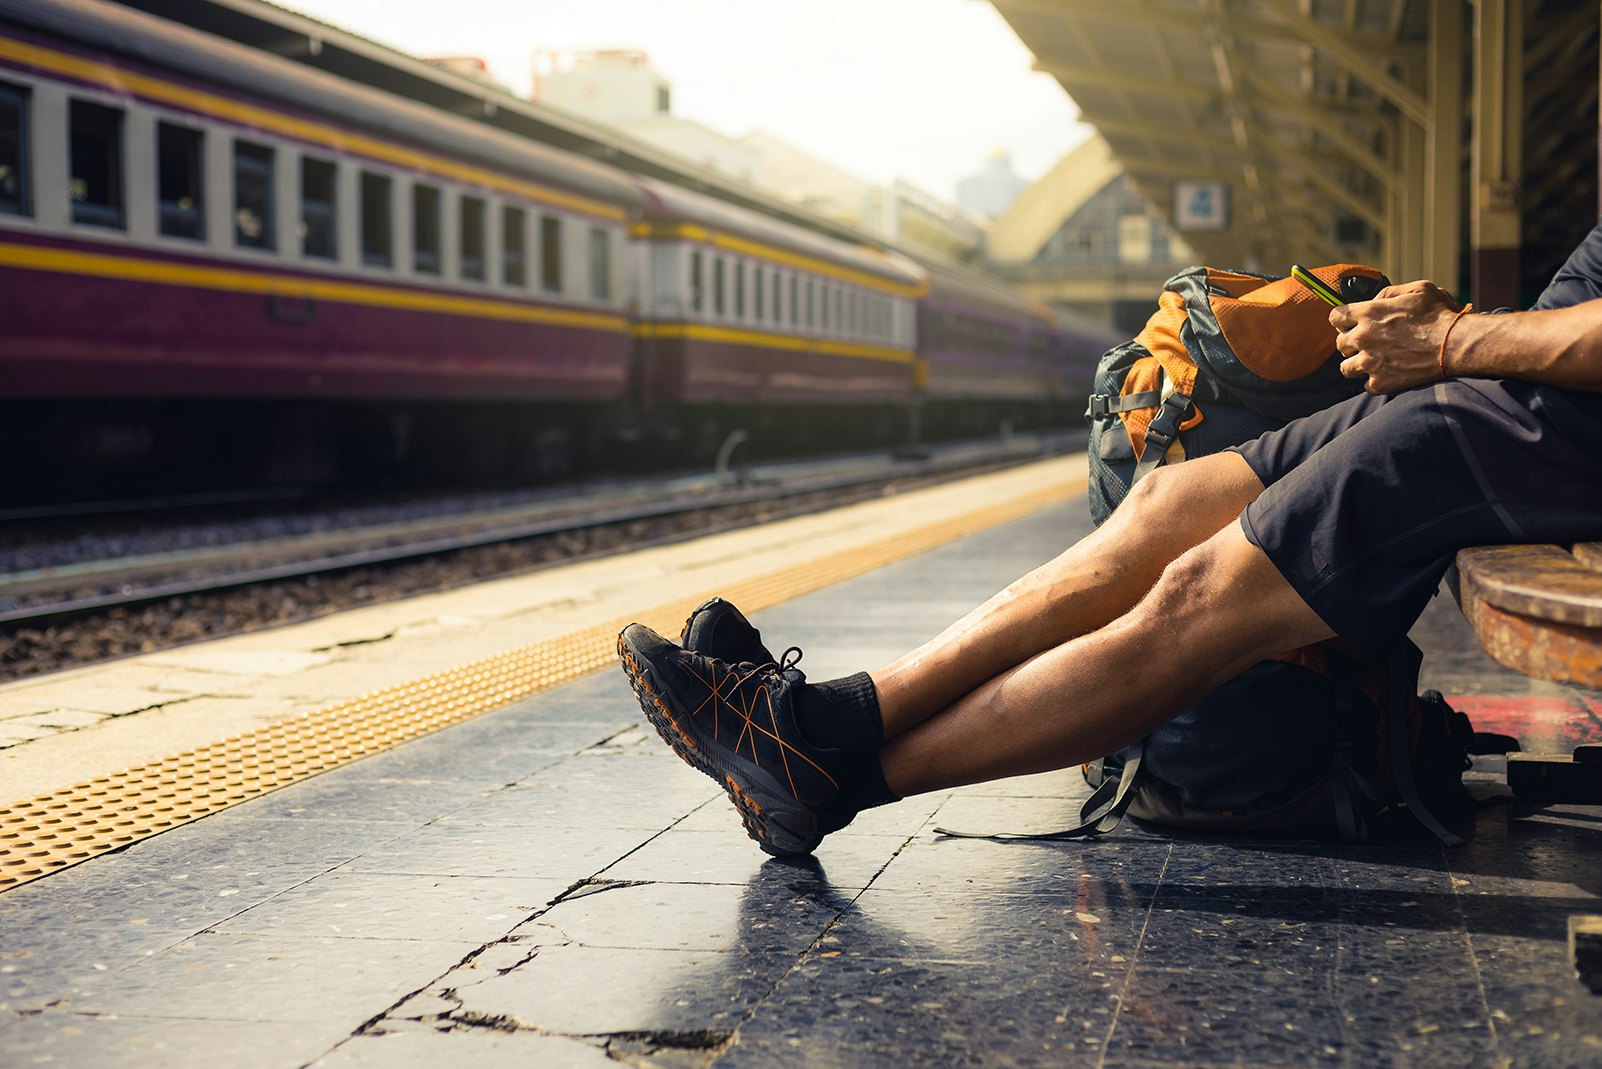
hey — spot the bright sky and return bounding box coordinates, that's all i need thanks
[282,0,1092,202]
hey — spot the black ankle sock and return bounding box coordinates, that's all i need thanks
[794,671,883,758]
[838,753,899,813]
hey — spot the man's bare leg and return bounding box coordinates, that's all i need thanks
[878,522,1333,797]
[875,451,1266,739]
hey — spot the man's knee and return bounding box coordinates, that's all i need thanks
[1113,452,1262,530]
[1150,538,1233,611]
[1145,528,1331,652]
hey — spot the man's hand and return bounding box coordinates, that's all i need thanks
[1329,280,1465,395]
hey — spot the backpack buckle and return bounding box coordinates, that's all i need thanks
[1132,390,1193,481]
[1144,390,1193,450]
[1086,391,1162,420]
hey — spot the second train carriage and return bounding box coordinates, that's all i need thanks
[625,177,929,452]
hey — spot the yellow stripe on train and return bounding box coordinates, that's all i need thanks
[632,322,915,364]
[0,240,629,333]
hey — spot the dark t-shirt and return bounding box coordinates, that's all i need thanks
[1534,222,1602,310]
[1490,223,1602,439]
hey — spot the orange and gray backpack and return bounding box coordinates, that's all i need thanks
[1086,264,1385,522]
[940,265,1517,846]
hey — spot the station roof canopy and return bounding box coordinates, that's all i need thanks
[991,0,1459,279]
[986,0,1602,296]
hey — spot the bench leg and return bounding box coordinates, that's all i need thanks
[1570,916,1602,994]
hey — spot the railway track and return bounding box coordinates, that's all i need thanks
[0,435,1081,679]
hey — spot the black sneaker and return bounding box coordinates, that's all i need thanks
[679,597,775,667]
[618,623,845,857]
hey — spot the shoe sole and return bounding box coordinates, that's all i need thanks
[618,631,820,858]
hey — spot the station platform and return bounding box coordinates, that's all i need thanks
[2,456,1600,1067]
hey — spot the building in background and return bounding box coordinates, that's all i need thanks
[739,133,983,262]
[532,49,668,126]
[986,136,1195,335]
[533,50,761,182]
[423,55,510,93]
[533,50,982,263]
[955,149,1029,219]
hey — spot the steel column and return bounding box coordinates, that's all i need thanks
[1427,0,1467,295]
[1471,0,1523,308]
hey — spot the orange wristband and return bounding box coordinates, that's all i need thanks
[1437,303,1474,380]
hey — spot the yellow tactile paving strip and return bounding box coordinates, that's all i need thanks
[0,473,1077,892]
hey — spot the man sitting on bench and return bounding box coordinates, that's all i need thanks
[617,225,1602,858]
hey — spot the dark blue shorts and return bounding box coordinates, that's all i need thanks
[1230,379,1602,659]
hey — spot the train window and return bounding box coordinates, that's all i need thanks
[805,278,814,328]
[734,260,745,318]
[502,205,526,287]
[460,195,486,282]
[412,183,441,275]
[0,81,30,217]
[713,257,725,315]
[68,100,123,229]
[690,250,704,313]
[540,214,561,292]
[300,156,337,259]
[754,266,764,321]
[156,123,204,240]
[360,171,392,268]
[847,291,858,336]
[772,271,781,325]
[232,141,274,250]
[820,283,830,330]
[789,276,798,327]
[589,227,610,300]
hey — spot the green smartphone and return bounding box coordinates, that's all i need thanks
[1290,264,1343,307]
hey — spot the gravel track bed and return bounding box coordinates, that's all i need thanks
[0,469,993,684]
[0,483,630,573]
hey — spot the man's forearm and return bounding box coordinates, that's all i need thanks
[1450,298,1602,391]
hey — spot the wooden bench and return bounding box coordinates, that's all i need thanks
[1452,543,1602,688]
[1455,546,1602,996]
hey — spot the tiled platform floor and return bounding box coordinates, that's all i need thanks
[3,498,1601,1067]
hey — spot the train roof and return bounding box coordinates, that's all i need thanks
[914,257,1063,328]
[0,0,644,215]
[633,178,925,292]
[1053,305,1127,352]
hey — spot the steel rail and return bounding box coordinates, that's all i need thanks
[0,436,1080,627]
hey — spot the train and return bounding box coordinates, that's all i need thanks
[0,0,1121,502]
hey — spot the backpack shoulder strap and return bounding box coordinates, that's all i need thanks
[1386,649,1466,847]
[934,741,1145,841]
